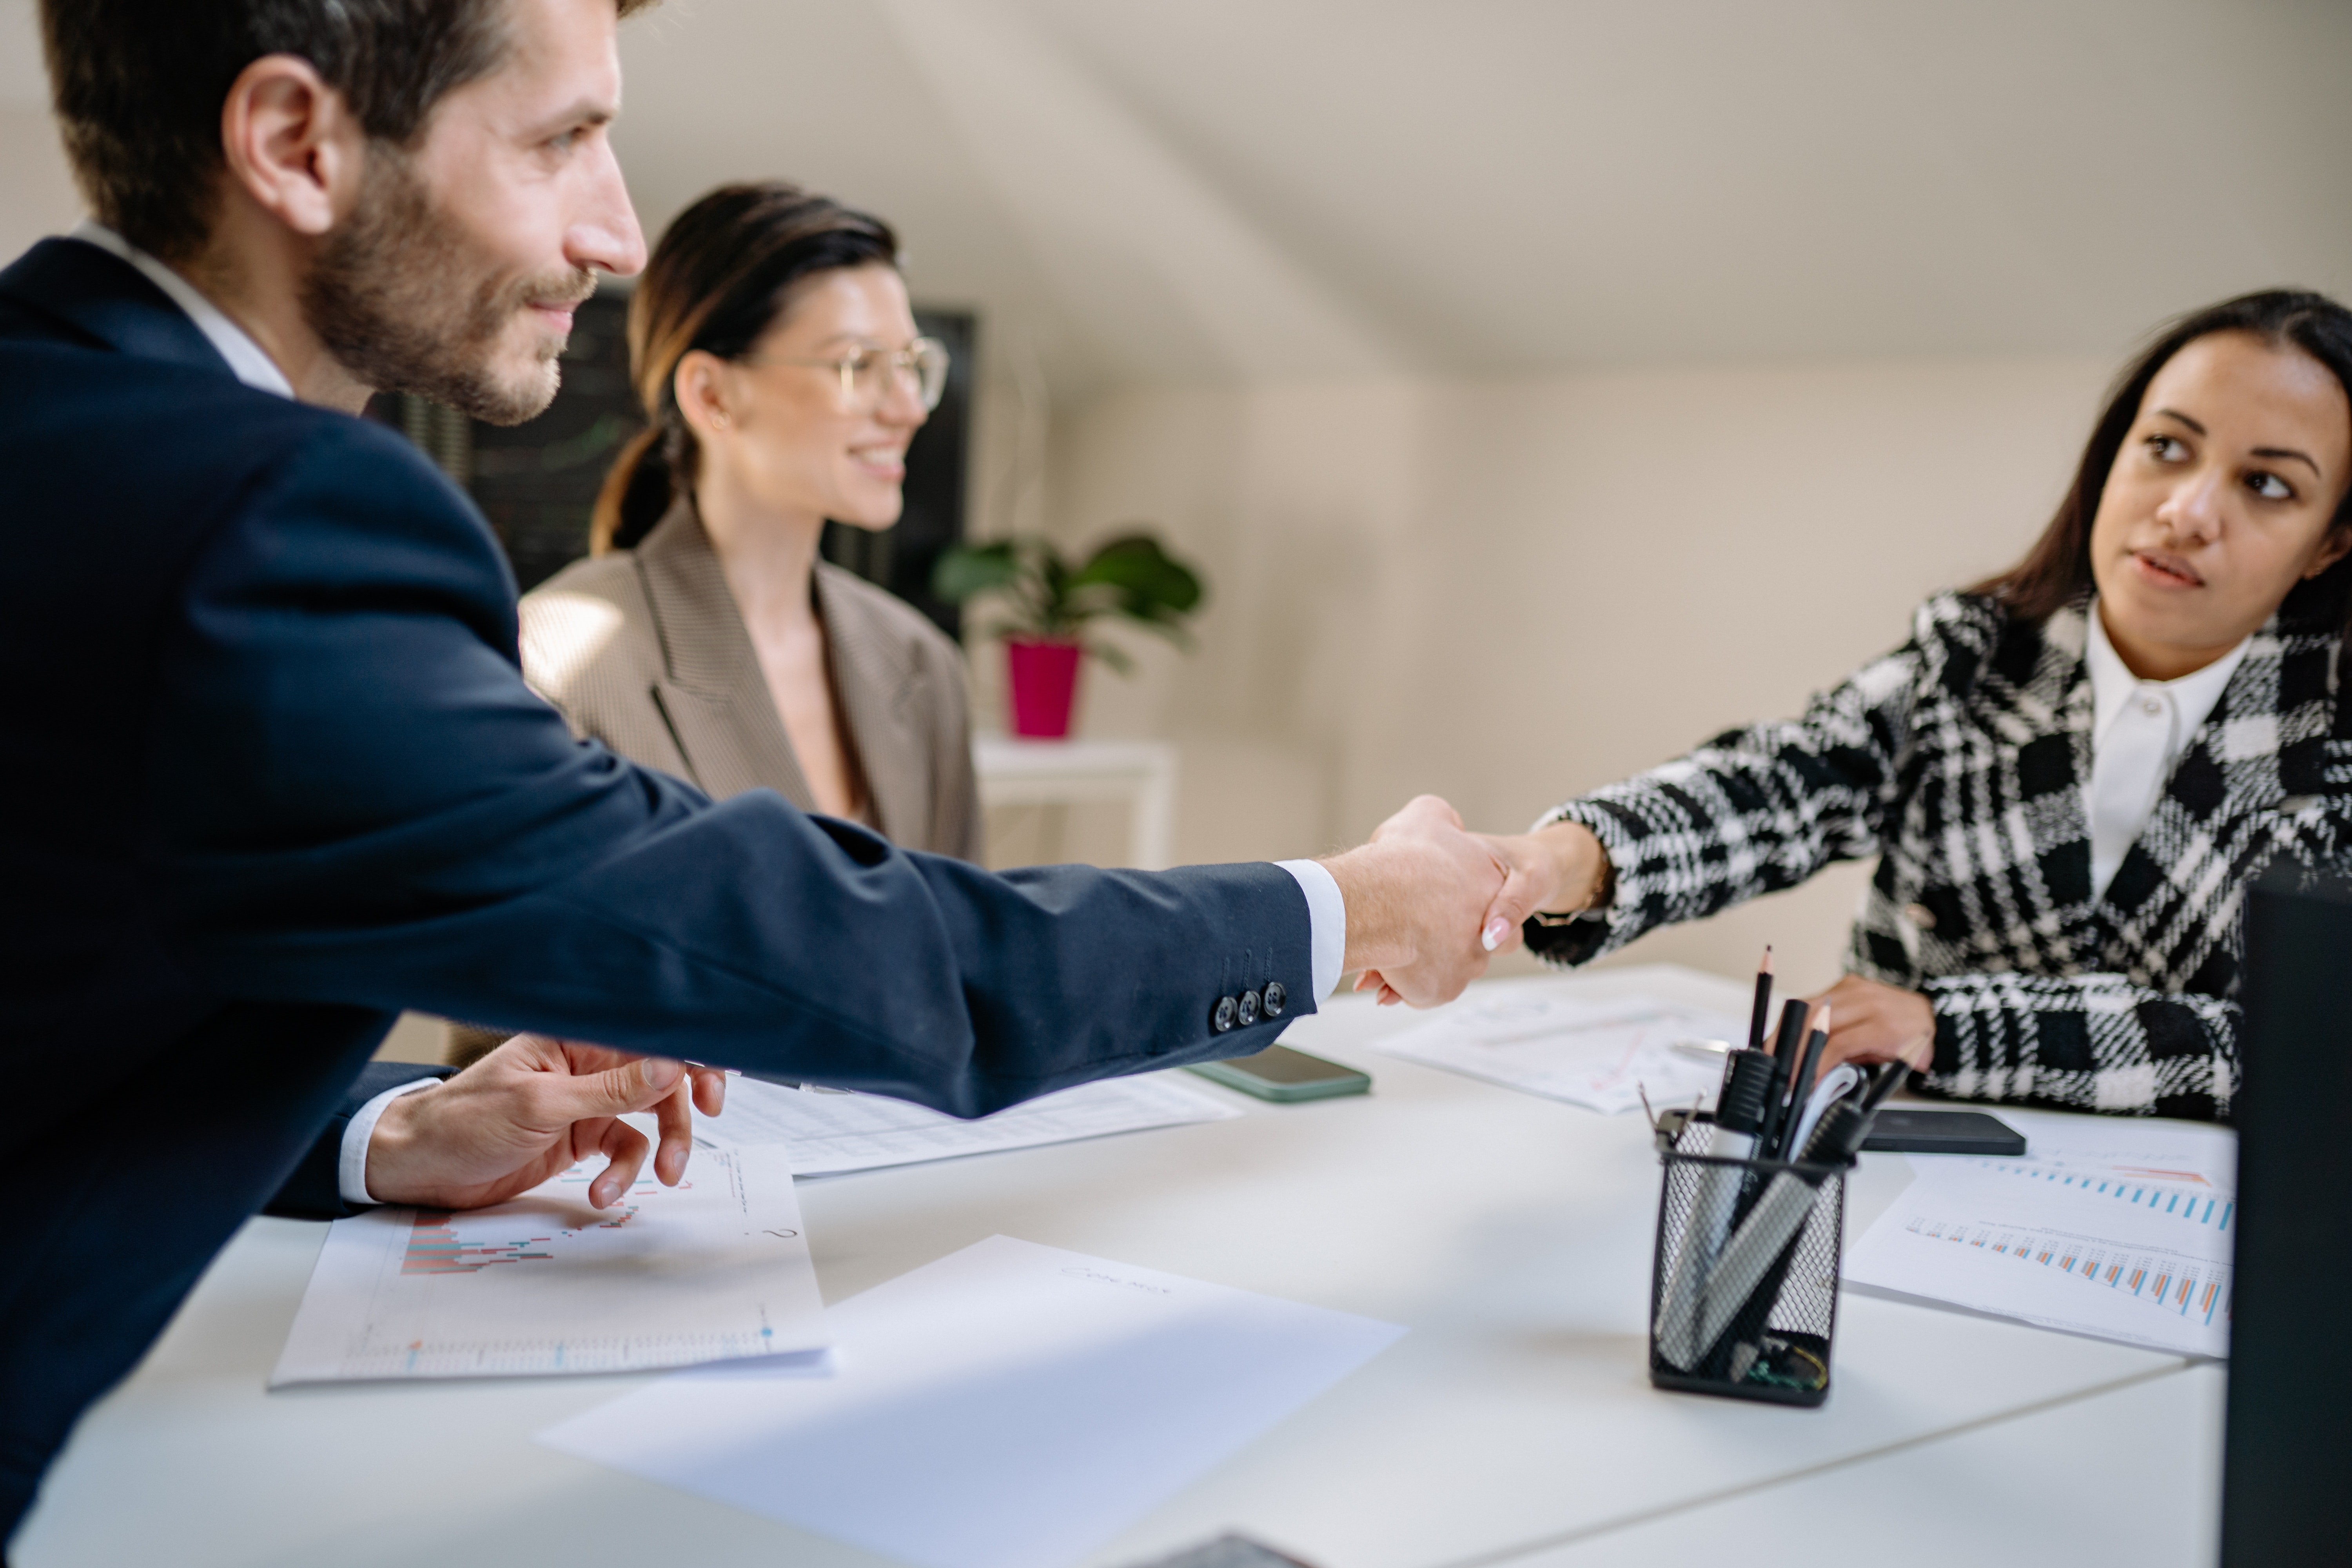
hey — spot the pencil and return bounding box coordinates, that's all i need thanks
[1748,947,1774,1055]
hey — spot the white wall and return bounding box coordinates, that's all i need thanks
[1029,354,2116,993]
[0,107,76,261]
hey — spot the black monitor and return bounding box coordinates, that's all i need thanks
[2223,861,2352,1566]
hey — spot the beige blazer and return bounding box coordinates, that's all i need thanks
[518,500,983,858]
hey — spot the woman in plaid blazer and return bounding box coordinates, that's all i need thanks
[1466,291,2352,1120]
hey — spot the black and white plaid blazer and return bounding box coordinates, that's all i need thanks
[1528,590,2352,1120]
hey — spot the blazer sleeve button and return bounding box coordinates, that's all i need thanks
[1262,981,1286,1017]
[1237,988,1261,1027]
[1212,995,1238,1033]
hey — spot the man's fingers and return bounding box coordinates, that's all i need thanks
[587,1120,650,1208]
[550,1054,686,1125]
[653,1076,695,1186]
[691,1067,727,1116]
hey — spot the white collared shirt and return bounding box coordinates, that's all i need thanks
[68,220,294,398]
[2083,600,2249,902]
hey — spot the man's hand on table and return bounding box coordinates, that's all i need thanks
[365,1034,729,1210]
[1325,794,1509,1007]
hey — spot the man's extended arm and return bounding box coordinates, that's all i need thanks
[167,425,1503,1121]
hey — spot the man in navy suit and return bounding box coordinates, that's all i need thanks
[0,0,1509,1544]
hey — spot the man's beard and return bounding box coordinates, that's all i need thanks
[303,151,595,426]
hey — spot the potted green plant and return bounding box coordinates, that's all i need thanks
[932,531,1205,738]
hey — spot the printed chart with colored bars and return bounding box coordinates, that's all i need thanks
[272,1139,828,1385]
[1846,1114,2237,1358]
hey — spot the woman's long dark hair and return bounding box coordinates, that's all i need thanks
[1976,289,2352,641]
[590,182,899,554]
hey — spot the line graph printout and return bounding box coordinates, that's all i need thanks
[1845,1111,2238,1357]
[272,1142,826,1385]
[698,1072,1241,1176]
[1374,984,1744,1115]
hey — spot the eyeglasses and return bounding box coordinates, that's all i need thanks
[745,337,951,413]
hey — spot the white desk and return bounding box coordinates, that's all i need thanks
[972,735,1178,870]
[15,965,2217,1568]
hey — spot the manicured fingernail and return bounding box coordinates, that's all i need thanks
[1481,917,1508,951]
[642,1058,682,1090]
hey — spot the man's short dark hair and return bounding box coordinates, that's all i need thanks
[40,0,655,264]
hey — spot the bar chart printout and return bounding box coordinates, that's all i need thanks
[272,1141,826,1385]
[1846,1112,2238,1358]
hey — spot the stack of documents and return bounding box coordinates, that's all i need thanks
[272,1140,827,1385]
[700,1071,1241,1175]
[274,1074,1241,1388]
[1375,984,1744,1115]
[541,1235,1405,1568]
[1844,1109,2238,1357]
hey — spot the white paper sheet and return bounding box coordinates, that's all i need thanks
[538,1235,1406,1568]
[1374,983,1744,1115]
[1845,1109,2238,1357]
[699,1071,1241,1175]
[272,1141,826,1385]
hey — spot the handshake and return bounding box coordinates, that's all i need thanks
[1319,794,1610,1009]
[364,797,1615,1216]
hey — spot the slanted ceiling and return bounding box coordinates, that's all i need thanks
[612,0,2352,390]
[6,0,2348,388]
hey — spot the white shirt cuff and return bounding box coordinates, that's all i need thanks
[338,1078,442,1208]
[1275,858,1347,1002]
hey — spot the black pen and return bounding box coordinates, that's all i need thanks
[1772,1007,1831,1161]
[1747,946,1774,1055]
[1755,998,1808,1159]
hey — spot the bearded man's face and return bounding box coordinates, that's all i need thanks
[305,150,594,425]
[303,0,644,424]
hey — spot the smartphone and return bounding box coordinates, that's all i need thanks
[1185,1045,1370,1103]
[1861,1108,2026,1156]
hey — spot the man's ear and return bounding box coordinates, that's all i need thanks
[218,54,368,238]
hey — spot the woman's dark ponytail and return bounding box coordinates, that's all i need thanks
[590,425,677,554]
[588,181,899,557]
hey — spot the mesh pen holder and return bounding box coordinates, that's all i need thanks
[1646,1108,1849,1407]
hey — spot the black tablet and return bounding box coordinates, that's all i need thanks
[1859,1108,2025,1156]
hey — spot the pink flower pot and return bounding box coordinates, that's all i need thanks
[1005,637,1083,738]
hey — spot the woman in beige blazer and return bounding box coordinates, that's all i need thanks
[449,183,978,1064]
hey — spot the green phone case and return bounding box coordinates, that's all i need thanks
[1184,1052,1372,1103]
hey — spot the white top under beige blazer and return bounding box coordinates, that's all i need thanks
[518,499,982,859]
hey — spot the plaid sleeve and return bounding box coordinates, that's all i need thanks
[1920,971,2236,1120]
[1525,610,1954,967]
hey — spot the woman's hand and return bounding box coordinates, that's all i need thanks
[1804,975,1936,1073]
[1472,820,1612,954]
[365,1033,730,1211]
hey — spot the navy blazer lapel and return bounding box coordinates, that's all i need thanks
[0,237,235,379]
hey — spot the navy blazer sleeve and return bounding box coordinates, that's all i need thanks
[263,1061,454,1220]
[152,419,1314,1114]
